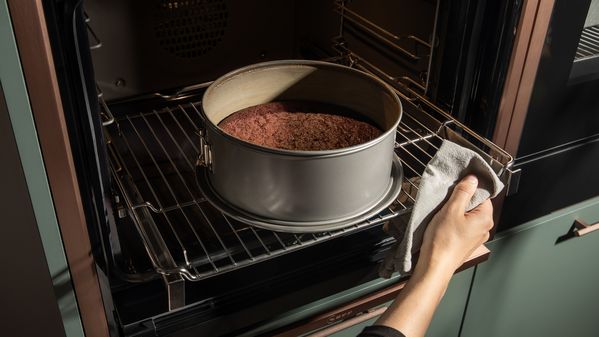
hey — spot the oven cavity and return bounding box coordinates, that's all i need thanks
[89,0,517,313]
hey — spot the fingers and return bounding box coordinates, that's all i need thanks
[467,199,494,230]
[468,199,493,215]
[447,174,478,213]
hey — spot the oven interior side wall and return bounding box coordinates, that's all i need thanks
[337,0,436,94]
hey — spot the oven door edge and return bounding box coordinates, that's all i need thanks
[12,0,124,336]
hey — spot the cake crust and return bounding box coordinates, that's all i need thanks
[218,101,382,151]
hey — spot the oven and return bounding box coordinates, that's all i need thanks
[3,0,564,336]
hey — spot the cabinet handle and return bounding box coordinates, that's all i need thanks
[308,306,388,337]
[574,219,599,237]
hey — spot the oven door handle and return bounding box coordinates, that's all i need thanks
[574,219,599,237]
[308,306,388,337]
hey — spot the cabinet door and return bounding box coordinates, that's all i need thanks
[319,269,474,337]
[461,197,599,337]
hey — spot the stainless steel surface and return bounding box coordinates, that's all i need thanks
[197,129,213,171]
[85,11,102,50]
[575,25,599,59]
[164,273,185,310]
[154,81,214,101]
[201,60,402,223]
[97,86,115,126]
[110,148,186,308]
[195,155,402,232]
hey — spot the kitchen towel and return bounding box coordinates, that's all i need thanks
[379,140,504,278]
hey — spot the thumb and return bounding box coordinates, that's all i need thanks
[448,174,478,213]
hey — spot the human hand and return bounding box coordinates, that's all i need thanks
[418,174,494,274]
[373,175,493,337]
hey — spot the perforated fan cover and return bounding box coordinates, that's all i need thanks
[154,0,228,58]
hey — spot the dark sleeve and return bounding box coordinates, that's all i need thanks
[357,325,406,337]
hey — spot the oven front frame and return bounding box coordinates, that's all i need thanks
[8,0,554,336]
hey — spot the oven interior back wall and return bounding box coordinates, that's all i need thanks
[88,0,297,101]
[89,0,439,102]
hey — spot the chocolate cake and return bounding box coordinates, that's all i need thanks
[218,101,382,151]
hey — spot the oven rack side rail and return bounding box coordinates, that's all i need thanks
[332,48,518,195]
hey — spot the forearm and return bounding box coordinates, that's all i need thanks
[373,255,455,337]
[367,176,492,337]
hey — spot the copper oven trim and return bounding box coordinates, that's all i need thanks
[7,1,109,336]
[493,0,556,156]
[493,0,540,150]
[504,0,556,155]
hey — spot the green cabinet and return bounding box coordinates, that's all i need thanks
[461,197,599,337]
[326,268,474,337]
[426,268,474,337]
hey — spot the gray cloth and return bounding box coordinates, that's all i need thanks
[379,140,504,278]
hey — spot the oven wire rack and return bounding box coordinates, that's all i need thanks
[105,88,515,309]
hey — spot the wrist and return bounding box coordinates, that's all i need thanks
[401,251,454,308]
[413,249,458,283]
